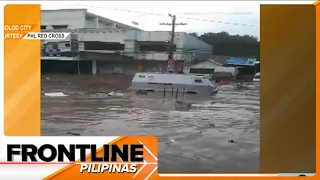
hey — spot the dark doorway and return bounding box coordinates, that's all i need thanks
[41,60,92,75]
[79,61,92,75]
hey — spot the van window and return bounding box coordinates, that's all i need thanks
[255,75,260,79]
[139,75,145,78]
[195,79,203,83]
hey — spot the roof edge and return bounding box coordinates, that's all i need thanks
[41,8,88,12]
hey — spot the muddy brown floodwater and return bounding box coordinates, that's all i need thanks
[41,74,260,173]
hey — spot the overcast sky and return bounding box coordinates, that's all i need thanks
[40,1,313,39]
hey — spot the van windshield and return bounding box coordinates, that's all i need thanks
[255,75,260,79]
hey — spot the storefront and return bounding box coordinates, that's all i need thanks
[223,57,258,80]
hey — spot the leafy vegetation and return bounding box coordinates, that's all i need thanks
[189,32,260,59]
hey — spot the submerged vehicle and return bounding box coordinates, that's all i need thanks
[253,72,260,82]
[131,72,218,95]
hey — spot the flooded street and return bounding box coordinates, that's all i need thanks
[41,75,260,173]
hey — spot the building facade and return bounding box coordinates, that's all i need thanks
[41,9,213,75]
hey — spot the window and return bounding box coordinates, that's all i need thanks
[41,25,47,30]
[139,43,176,52]
[139,75,145,78]
[65,43,71,47]
[195,79,202,83]
[255,75,260,79]
[52,43,58,49]
[84,42,125,51]
[52,25,68,29]
[190,68,215,74]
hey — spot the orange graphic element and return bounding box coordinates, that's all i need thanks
[316,0,320,177]
[4,24,38,40]
[4,33,28,40]
[4,24,38,31]
[4,4,41,136]
[44,136,158,180]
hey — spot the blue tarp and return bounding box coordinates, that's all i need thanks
[224,57,257,66]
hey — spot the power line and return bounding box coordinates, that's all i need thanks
[176,12,252,15]
[41,16,258,28]
[68,4,259,27]
[178,17,259,27]
[70,4,166,17]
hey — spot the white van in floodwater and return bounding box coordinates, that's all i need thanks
[253,72,260,82]
[131,73,218,95]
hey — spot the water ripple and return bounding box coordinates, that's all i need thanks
[41,75,260,173]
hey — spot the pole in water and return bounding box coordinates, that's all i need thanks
[182,88,185,99]
[171,87,174,96]
[175,88,179,99]
[163,88,166,99]
[77,60,80,75]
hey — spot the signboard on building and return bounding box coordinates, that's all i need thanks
[224,57,257,66]
[70,34,79,52]
[41,42,61,57]
[167,58,175,72]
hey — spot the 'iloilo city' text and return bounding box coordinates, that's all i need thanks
[4,24,33,39]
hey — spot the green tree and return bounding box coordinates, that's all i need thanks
[189,32,260,59]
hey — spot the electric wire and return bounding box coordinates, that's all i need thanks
[67,4,259,28]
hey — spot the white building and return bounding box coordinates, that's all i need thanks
[41,9,213,74]
[41,9,132,30]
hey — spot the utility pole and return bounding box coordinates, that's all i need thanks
[160,14,187,73]
[160,14,187,59]
[70,33,80,75]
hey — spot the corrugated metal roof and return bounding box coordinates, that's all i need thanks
[190,60,222,69]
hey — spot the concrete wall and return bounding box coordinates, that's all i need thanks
[41,41,85,52]
[84,17,97,28]
[99,22,114,28]
[42,10,86,29]
[41,10,212,63]
[81,29,126,43]
[42,10,119,30]
[135,31,184,48]
[96,60,168,75]
[42,29,126,44]
[124,30,213,62]
[182,34,212,51]
[84,17,115,29]
[181,34,212,64]
[41,30,212,62]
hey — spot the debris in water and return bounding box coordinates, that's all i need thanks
[210,101,216,105]
[46,77,50,80]
[94,91,124,97]
[209,123,215,128]
[228,140,236,143]
[66,132,80,136]
[44,92,69,97]
[165,138,176,145]
[107,91,124,96]
[175,101,192,111]
[107,92,115,96]
[136,90,148,95]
